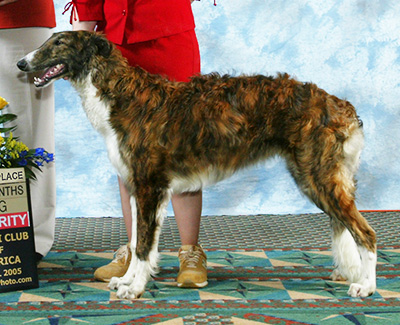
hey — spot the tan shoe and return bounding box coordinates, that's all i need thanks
[94,244,131,282]
[177,245,208,288]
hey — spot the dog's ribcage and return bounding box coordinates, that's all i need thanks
[74,73,274,195]
[74,74,232,195]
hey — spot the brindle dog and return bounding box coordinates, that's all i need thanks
[17,31,376,299]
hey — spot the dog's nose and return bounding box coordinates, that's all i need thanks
[17,59,28,71]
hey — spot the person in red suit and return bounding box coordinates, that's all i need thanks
[0,0,57,262]
[67,0,207,288]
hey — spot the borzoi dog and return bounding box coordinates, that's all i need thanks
[17,31,376,299]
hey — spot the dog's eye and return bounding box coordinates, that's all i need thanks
[55,40,64,46]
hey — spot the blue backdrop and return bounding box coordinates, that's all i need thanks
[53,0,400,217]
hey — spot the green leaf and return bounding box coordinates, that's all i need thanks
[0,126,17,134]
[24,168,37,180]
[0,113,17,124]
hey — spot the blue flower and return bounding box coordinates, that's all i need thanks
[0,105,54,179]
[17,159,28,166]
[45,153,54,162]
[34,148,45,156]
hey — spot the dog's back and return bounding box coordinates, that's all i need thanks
[107,69,360,176]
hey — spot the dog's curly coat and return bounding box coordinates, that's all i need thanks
[18,31,376,299]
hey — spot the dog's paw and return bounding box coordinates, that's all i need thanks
[115,284,144,299]
[348,282,375,298]
[108,276,123,290]
[116,285,133,299]
[330,268,347,281]
[108,276,132,290]
[109,274,135,289]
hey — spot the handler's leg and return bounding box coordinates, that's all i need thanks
[173,192,207,288]
[173,192,202,245]
[94,178,132,282]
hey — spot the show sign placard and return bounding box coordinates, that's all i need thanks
[0,168,38,293]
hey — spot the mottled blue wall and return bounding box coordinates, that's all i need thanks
[53,0,400,217]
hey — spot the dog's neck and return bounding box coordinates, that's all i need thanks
[69,48,171,138]
[81,49,169,103]
[72,72,113,138]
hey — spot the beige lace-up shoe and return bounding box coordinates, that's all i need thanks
[177,245,208,288]
[94,244,131,282]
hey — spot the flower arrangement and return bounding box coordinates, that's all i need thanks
[0,96,54,179]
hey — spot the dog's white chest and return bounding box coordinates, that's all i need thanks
[78,78,111,136]
[75,77,129,180]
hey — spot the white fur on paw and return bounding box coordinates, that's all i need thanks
[348,283,375,298]
[116,285,144,299]
[109,276,132,290]
[108,275,135,290]
[108,277,120,290]
[116,285,133,299]
[330,268,348,281]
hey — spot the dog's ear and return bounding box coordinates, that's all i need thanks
[92,33,112,58]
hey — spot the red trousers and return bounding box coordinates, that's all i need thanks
[116,29,200,82]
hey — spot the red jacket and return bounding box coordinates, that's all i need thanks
[71,0,196,45]
[0,0,56,29]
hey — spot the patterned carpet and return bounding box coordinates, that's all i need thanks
[0,211,399,324]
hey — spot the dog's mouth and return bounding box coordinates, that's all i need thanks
[34,63,67,87]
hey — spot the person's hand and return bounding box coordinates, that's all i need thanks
[72,20,97,31]
[0,0,18,7]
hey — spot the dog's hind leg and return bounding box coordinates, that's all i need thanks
[287,126,376,297]
[330,217,361,282]
[330,208,376,298]
[112,183,170,299]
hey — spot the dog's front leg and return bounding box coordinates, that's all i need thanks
[111,183,169,299]
[109,196,138,292]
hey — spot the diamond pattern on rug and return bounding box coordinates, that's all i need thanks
[1,213,400,324]
[1,299,400,324]
[0,248,398,305]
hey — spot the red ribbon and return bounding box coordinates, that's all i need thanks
[62,1,77,24]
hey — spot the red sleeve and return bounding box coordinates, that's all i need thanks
[66,0,104,22]
[0,0,56,29]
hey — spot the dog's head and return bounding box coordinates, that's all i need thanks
[17,31,113,87]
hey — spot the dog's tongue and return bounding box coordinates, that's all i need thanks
[34,64,65,87]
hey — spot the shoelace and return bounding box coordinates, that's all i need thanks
[112,245,129,263]
[181,247,204,268]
